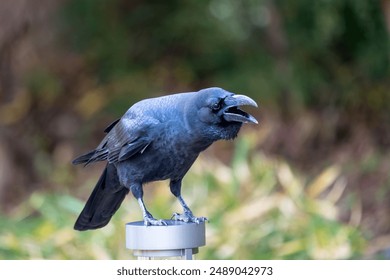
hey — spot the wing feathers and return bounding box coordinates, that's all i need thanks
[104,118,121,133]
[73,117,155,165]
[117,138,151,162]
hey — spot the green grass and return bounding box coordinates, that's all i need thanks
[0,134,365,259]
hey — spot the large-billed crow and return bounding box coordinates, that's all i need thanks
[72,87,258,230]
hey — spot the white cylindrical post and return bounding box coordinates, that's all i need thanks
[126,220,206,260]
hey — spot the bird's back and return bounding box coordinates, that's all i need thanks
[124,91,196,123]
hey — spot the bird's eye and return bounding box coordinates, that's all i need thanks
[212,102,221,111]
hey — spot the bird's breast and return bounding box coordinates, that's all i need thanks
[117,130,201,185]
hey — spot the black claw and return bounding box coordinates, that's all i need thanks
[171,212,179,220]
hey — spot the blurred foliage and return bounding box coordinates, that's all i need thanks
[1,0,389,260]
[0,134,367,259]
[61,0,389,117]
[279,0,389,117]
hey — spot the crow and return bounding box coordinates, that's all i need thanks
[72,87,258,230]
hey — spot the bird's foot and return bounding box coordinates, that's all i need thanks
[171,212,208,224]
[143,214,167,226]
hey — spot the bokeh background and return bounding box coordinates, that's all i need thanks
[0,0,389,259]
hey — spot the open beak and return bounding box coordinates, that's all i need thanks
[222,94,258,124]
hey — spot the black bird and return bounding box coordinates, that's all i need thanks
[72,87,258,230]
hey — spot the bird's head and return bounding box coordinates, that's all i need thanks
[189,87,258,142]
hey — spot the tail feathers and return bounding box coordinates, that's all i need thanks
[74,164,129,231]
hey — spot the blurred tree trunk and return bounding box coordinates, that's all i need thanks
[382,0,390,33]
[0,0,33,209]
[0,0,30,103]
[382,0,390,64]
[264,0,293,121]
[0,0,73,211]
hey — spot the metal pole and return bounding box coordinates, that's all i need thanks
[126,220,206,260]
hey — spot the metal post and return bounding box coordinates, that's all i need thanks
[126,220,206,260]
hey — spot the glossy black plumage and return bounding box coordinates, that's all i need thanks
[73,87,258,230]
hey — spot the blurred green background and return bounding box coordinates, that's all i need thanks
[0,0,389,259]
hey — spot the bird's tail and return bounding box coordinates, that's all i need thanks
[74,164,129,231]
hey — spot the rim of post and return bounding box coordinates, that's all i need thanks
[126,220,206,260]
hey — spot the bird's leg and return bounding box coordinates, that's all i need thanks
[170,180,207,224]
[131,183,166,226]
[137,198,167,226]
[171,195,208,224]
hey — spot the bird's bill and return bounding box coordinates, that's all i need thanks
[222,94,258,124]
